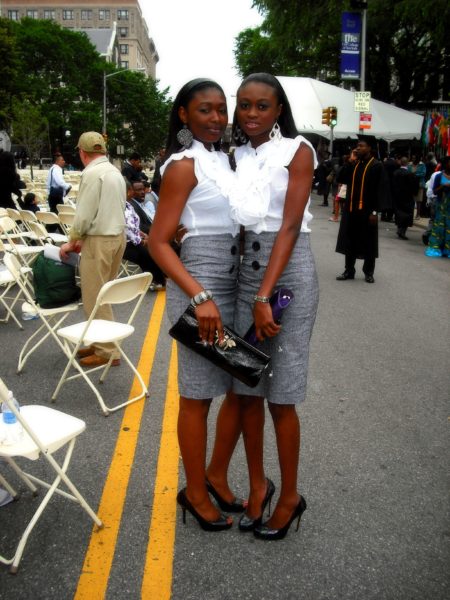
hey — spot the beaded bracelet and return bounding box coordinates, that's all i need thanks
[253,295,270,303]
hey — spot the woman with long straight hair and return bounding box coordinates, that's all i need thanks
[207,73,319,540]
[148,78,246,532]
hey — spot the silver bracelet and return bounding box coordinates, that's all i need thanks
[190,289,213,307]
[253,294,270,303]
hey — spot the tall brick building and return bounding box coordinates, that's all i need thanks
[1,0,159,77]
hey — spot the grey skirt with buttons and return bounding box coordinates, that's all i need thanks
[166,234,240,400]
[233,231,319,405]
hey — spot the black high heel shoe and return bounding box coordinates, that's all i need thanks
[176,489,233,532]
[206,479,247,513]
[238,478,275,532]
[253,495,307,541]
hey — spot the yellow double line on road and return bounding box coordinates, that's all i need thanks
[74,293,180,600]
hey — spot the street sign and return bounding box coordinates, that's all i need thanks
[354,91,371,112]
[359,112,372,129]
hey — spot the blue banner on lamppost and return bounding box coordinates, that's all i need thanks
[340,12,362,80]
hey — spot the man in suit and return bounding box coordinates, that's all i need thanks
[124,180,166,287]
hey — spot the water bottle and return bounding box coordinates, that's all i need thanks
[1,391,23,445]
[21,301,39,321]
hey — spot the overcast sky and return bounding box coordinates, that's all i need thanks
[141,0,264,101]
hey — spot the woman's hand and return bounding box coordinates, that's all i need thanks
[195,300,223,345]
[253,302,281,341]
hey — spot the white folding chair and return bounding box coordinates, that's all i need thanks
[118,258,141,278]
[26,220,67,246]
[0,216,44,267]
[0,256,24,330]
[57,212,75,236]
[35,212,67,245]
[52,272,152,416]
[0,378,103,573]
[56,204,76,215]
[3,253,80,373]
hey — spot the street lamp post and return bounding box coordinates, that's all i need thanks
[102,68,146,135]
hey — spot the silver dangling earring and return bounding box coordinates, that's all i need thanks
[233,125,247,144]
[176,124,193,149]
[269,121,282,142]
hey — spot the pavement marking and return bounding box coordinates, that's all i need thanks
[141,341,180,600]
[74,293,166,600]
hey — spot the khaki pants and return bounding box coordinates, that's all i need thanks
[79,234,126,359]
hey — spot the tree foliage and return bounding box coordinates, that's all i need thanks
[235,0,449,107]
[0,17,171,158]
[11,99,49,179]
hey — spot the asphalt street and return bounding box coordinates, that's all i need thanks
[1,196,449,600]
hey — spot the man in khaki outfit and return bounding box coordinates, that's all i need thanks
[60,131,126,367]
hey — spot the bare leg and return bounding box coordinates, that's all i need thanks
[265,402,301,528]
[178,396,222,521]
[240,395,268,518]
[206,391,242,502]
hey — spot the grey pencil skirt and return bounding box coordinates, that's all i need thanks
[233,231,319,405]
[166,234,240,400]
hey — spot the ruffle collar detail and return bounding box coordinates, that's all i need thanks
[161,140,235,199]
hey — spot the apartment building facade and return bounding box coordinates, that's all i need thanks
[1,0,159,77]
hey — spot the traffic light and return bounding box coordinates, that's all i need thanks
[322,107,331,125]
[330,107,338,127]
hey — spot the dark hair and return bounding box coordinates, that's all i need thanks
[18,192,36,210]
[129,152,141,161]
[232,73,298,146]
[165,78,226,161]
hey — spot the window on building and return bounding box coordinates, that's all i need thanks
[43,10,55,20]
[119,44,129,55]
[118,27,128,37]
[117,10,129,20]
[120,61,129,69]
[8,10,20,20]
[99,9,110,20]
[81,10,92,20]
[62,10,74,20]
[26,10,39,19]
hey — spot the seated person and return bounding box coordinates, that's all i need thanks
[142,182,158,221]
[19,192,40,213]
[124,181,166,288]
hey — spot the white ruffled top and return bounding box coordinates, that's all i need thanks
[160,140,238,240]
[229,135,317,234]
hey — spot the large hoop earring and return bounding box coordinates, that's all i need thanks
[269,121,282,142]
[233,125,248,144]
[176,124,193,149]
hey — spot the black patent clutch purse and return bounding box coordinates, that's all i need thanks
[169,305,271,388]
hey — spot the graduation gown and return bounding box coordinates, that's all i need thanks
[336,158,390,259]
[392,168,416,228]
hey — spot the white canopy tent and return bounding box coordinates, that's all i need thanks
[226,77,423,143]
[277,77,423,142]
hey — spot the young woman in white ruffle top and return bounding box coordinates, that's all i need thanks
[207,73,319,540]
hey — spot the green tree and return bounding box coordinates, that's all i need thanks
[0,17,171,159]
[11,99,49,180]
[235,0,449,107]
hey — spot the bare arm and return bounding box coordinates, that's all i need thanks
[253,143,314,341]
[148,158,224,343]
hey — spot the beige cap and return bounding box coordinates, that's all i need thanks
[76,131,107,154]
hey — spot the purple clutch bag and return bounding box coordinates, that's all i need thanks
[243,288,294,346]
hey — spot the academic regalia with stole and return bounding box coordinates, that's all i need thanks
[336,157,390,262]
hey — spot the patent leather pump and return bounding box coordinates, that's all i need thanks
[238,478,275,532]
[254,495,307,541]
[176,489,233,532]
[206,479,247,513]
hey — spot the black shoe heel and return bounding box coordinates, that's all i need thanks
[254,495,307,541]
[176,488,233,532]
[206,479,247,513]
[238,478,275,532]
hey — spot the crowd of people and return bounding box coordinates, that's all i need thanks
[314,147,450,264]
[1,74,449,542]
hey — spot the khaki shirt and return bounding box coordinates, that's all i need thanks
[70,156,126,241]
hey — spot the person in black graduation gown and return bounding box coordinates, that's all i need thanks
[335,137,390,283]
[392,157,417,240]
